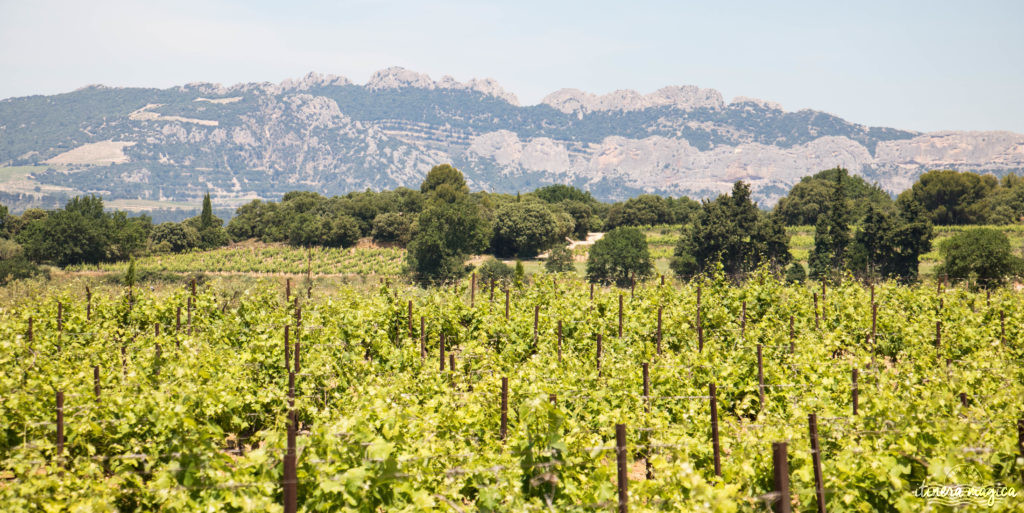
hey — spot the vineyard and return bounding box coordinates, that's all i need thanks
[67,243,406,276]
[1,271,1022,512]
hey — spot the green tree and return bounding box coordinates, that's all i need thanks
[288,213,328,247]
[408,195,490,284]
[559,200,595,239]
[514,259,526,287]
[125,256,136,288]
[671,181,789,279]
[586,227,653,286]
[936,228,1021,288]
[775,167,893,225]
[899,169,996,225]
[18,195,112,266]
[846,199,933,283]
[325,216,361,248]
[533,184,594,204]
[603,194,673,229]
[150,222,200,253]
[808,172,850,282]
[420,164,469,199]
[476,258,514,285]
[545,244,575,273]
[200,193,215,230]
[785,262,806,283]
[491,202,560,258]
[371,212,413,246]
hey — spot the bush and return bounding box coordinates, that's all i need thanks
[326,216,361,248]
[0,254,46,285]
[371,213,413,246]
[936,228,1022,288]
[150,222,199,253]
[476,258,514,285]
[545,245,575,273]
[586,227,653,286]
[785,262,807,283]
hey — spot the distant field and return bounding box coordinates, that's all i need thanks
[0,165,46,184]
[104,198,196,211]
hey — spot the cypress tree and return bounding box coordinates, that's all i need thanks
[200,193,214,230]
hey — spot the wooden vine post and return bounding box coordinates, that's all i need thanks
[656,307,663,355]
[500,377,509,441]
[616,423,628,513]
[618,294,623,339]
[757,344,765,410]
[809,413,826,513]
[772,441,792,513]
[283,409,297,513]
[557,320,563,363]
[55,390,64,466]
[710,383,721,477]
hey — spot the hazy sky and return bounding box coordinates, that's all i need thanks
[2,0,1022,132]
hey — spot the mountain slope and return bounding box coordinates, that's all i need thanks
[1,68,1022,212]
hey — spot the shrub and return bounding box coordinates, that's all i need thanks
[476,258,514,285]
[936,228,1022,288]
[785,262,807,283]
[545,244,575,273]
[371,213,413,246]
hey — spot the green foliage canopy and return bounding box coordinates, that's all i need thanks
[586,226,653,286]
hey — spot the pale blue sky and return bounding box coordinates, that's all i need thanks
[1,0,1021,132]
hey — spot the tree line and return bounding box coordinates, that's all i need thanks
[1,164,1022,287]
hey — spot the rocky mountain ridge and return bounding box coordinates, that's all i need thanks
[1,67,1022,212]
